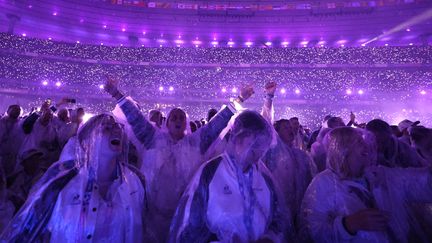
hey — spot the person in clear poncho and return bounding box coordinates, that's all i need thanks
[104,76,255,242]
[1,114,147,242]
[0,105,25,175]
[18,108,61,170]
[300,127,432,243]
[169,110,292,243]
[259,81,316,229]
[366,119,427,168]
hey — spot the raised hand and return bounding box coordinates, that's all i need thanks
[350,111,356,122]
[239,84,255,101]
[264,81,277,96]
[104,75,122,99]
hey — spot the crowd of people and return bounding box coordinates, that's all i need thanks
[0,77,431,242]
[1,33,432,64]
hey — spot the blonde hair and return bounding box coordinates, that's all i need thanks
[326,127,376,178]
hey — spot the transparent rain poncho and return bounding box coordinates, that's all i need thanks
[263,136,316,228]
[300,128,432,243]
[0,115,25,174]
[169,127,293,243]
[18,116,60,170]
[170,110,293,242]
[1,114,147,242]
[113,96,238,241]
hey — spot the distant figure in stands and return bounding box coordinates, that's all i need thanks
[170,110,292,243]
[1,114,147,242]
[104,76,254,242]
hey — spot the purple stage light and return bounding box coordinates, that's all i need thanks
[55,81,61,87]
[280,88,286,94]
[169,86,174,91]
[245,41,253,47]
[385,43,389,46]
[420,90,426,95]
[211,41,219,46]
[409,43,413,46]
[358,89,364,95]
[99,84,104,89]
[174,40,184,45]
[103,25,107,29]
[406,28,411,32]
[48,37,52,40]
[42,81,48,86]
[52,12,58,16]
[76,40,80,44]
[121,28,126,32]
[346,89,353,95]
[22,33,26,37]
[221,87,227,93]
[100,43,104,45]
[159,86,164,91]
[295,89,300,94]
[232,87,237,93]
[227,41,235,47]
[265,42,272,46]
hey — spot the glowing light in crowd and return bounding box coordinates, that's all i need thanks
[420,90,426,95]
[295,89,301,94]
[55,81,61,87]
[346,89,353,95]
[159,86,164,91]
[169,86,174,91]
[280,88,286,94]
[42,81,48,86]
[99,84,104,89]
[358,89,364,95]
[221,87,227,93]
[232,87,237,93]
[82,113,94,124]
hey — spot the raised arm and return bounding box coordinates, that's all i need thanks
[261,81,276,125]
[104,76,156,149]
[198,84,255,154]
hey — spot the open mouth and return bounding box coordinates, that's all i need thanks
[110,138,121,146]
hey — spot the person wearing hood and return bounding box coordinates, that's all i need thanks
[1,114,147,242]
[104,76,255,241]
[260,81,316,229]
[170,110,292,243]
[0,105,25,175]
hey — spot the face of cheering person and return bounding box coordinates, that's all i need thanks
[167,108,187,141]
[99,116,124,155]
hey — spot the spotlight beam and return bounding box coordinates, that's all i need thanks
[363,7,432,45]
